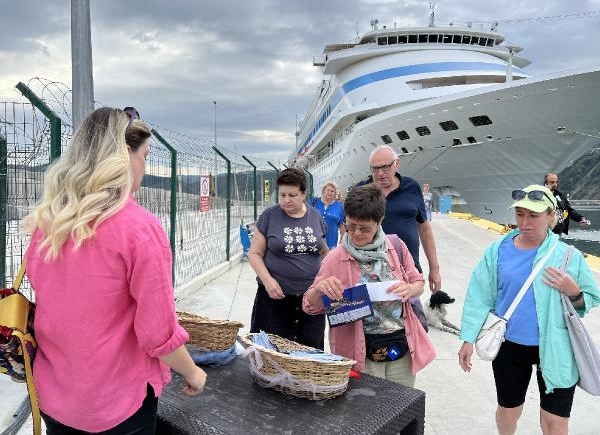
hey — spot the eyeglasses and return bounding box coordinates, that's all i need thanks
[512,190,554,204]
[344,223,378,233]
[123,106,140,132]
[370,160,396,173]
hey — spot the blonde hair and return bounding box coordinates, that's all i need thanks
[23,107,151,260]
[321,181,339,196]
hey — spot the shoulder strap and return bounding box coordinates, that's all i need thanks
[12,259,27,291]
[559,245,575,272]
[503,241,559,320]
[386,234,403,264]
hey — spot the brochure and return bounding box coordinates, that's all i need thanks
[321,284,374,327]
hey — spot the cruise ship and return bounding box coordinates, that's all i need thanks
[290,17,600,225]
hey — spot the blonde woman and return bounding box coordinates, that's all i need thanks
[23,107,206,434]
[310,181,345,248]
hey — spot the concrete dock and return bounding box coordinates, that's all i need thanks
[3,213,600,434]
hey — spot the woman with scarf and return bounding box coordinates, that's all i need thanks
[302,183,426,387]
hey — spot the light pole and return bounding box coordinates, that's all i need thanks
[213,101,217,146]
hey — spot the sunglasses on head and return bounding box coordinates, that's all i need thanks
[123,107,140,132]
[512,189,554,204]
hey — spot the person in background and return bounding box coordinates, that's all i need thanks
[544,172,591,236]
[303,184,425,387]
[23,107,206,434]
[311,181,345,249]
[458,184,599,435]
[356,145,441,293]
[249,168,329,349]
[422,183,433,221]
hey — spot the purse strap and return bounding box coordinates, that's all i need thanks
[503,240,559,320]
[12,258,27,291]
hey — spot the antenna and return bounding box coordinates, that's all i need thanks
[429,3,436,27]
[370,19,379,30]
[491,21,498,31]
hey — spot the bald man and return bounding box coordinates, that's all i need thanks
[544,172,591,235]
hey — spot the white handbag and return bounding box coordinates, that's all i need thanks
[475,241,558,361]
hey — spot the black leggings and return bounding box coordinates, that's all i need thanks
[42,384,158,435]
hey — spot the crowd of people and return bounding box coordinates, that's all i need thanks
[21,106,599,435]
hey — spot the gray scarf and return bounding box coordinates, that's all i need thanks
[341,227,390,280]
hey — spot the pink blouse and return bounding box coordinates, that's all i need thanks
[25,196,188,432]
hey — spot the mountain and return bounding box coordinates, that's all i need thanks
[558,147,600,199]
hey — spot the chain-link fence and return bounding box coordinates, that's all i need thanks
[0,79,281,293]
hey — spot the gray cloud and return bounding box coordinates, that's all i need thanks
[1,0,599,162]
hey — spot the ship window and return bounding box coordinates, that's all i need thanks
[388,35,398,44]
[398,35,407,44]
[453,35,461,43]
[416,126,431,136]
[439,120,459,131]
[487,38,494,47]
[396,130,410,140]
[419,34,428,43]
[381,135,393,144]
[408,34,417,43]
[443,34,452,43]
[429,34,440,43]
[479,37,488,46]
[452,138,462,146]
[401,147,409,154]
[378,37,387,45]
[471,36,479,45]
[469,115,493,126]
[462,35,471,44]
[467,136,477,143]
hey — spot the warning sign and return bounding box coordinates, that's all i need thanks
[200,176,211,212]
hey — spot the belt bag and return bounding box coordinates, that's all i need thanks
[475,241,558,361]
[365,329,408,362]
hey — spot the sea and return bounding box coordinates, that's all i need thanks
[561,208,600,257]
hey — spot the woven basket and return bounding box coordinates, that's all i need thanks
[177,312,243,351]
[240,333,356,400]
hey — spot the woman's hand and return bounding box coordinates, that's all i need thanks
[386,281,423,300]
[182,366,207,396]
[543,266,580,297]
[264,277,285,299]
[316,277,345,300]
[458,342,473,373]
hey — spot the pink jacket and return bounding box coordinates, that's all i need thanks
[25,196,188,432]
[302,235,424,372]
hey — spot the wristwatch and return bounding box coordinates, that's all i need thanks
[569,292,584,302]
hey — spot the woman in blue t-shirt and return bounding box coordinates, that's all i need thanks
[311,181,345,249]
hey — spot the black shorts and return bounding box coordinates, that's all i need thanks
[492,340,575,418]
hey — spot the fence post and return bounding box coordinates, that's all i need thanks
[242,155,257,221]
[0,134,6,287]
[150,129,177,283]
[213,147,231,260]
[267,161,279,204]
[16,82,62,161]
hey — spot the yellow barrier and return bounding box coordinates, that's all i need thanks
[447,212,600,272]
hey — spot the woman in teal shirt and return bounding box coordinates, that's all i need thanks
[458,184,600,435]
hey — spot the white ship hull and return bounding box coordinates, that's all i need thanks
[291,24,600,225]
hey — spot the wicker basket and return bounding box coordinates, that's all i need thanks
[240,333,356,400]
[177,312,243,351]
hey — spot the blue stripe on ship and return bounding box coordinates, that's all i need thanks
[342,62,527,94]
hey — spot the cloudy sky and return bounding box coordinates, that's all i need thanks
[1,0,599,163]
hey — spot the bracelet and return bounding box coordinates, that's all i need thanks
[568,292,584,302]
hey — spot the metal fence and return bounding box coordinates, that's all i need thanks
[0,79,280,294]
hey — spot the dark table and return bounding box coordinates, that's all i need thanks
[156,355,425,435]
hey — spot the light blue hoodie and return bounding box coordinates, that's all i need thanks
[460,229,600,393]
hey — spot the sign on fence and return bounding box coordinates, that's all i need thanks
[200,176,211,212]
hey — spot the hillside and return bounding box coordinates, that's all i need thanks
[558,148,600,199]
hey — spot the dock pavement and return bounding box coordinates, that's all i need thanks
[3,213,600,434]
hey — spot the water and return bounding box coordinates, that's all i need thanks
[560,208,600,257]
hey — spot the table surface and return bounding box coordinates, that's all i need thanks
[157,354,425,435]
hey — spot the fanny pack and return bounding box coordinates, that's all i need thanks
[365,329,408,362]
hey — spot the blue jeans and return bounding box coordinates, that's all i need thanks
[42,384,158,435]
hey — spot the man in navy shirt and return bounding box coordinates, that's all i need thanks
[357,145,441,293]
